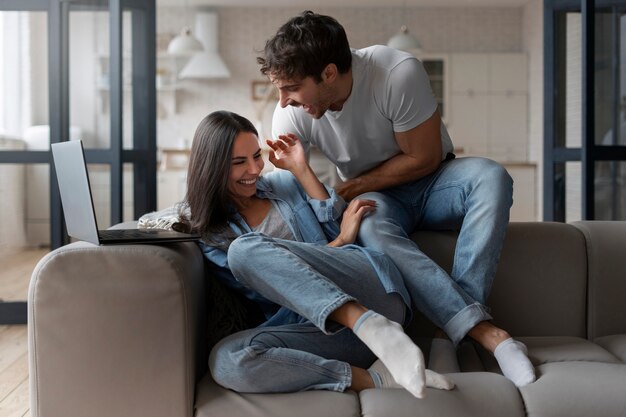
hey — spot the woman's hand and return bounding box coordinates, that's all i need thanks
[269,133,330,201]
[329,199,377,247]
[266,134,307,175]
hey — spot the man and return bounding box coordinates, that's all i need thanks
[258,11,535,388]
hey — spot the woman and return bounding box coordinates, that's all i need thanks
[183,111,454,397]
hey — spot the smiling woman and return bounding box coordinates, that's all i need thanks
[176,110,454,397]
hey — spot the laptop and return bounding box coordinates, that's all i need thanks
[51,140,201,245]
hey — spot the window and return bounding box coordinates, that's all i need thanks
[544,0,626,221]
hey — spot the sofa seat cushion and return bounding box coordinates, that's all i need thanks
[359,372,525,417]
[521,336,622,365]
[452,336,620,377]
[195,374,361,417]
[520,361,626,417]
[595,334,626,363]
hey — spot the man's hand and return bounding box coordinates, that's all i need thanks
[335,178,366,201]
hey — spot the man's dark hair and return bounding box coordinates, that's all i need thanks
[257,11,352,82]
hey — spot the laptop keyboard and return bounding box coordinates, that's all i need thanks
[98,229,165,239]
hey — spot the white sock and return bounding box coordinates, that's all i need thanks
[368,359,400,389]
[353,311,426,398]
[493,338,536,387]
[369,359,455,391]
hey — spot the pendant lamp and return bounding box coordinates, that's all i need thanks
[178,11,231,79]
[387,25,422,53]
[168,26,203,56]
[167,0,203,56]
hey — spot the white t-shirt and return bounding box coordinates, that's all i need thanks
[271,45,454,180]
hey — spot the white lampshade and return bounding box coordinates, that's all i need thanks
[387,25,423,52]
[178,11,231,79]
[179,52,231,79]
[167,27,204,56]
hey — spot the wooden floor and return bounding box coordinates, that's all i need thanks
[0,247,49,417]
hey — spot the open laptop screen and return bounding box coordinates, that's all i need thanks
[51,140,101,244]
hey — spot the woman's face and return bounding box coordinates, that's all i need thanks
[228,131,264,200]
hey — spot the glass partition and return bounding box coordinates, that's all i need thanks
[595,161,626,219]
[0,11,50,151]
[69,9,135,150]
[563,12,582,149]
[545,2,626,221]
[0,12,51,318]
[0,1,156,324]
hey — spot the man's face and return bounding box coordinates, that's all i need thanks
[270,74,335,119]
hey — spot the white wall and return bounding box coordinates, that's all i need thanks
[156,6,525,148]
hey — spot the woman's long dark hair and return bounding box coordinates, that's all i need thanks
[181,111,258,248]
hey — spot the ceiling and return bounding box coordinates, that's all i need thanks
[159,0,531,7]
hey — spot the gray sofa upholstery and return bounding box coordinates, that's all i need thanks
[28,221,626,417]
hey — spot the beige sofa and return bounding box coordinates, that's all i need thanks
[28,221,626,417]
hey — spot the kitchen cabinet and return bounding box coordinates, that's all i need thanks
[418,54,449,121]
[505,163,537,221]
[445,53,534,220]
[446,53,528,162]
[157,169,187,211]
[157,149,190,210]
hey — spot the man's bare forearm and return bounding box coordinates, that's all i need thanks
[335,153,440,200]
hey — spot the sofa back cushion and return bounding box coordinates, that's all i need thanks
[412,222,588,338]
[572,221,626,340]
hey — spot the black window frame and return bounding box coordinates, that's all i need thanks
[544,0,626,221]
[0,0,156,324]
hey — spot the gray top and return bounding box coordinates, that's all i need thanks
[252,201,296,241]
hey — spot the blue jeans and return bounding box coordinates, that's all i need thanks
[209,234,406,393]
[356,157,513,345]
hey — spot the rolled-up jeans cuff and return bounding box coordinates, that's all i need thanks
[444,302,493,345]
[318,294,355,335]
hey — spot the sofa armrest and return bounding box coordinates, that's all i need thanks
[28,240,206,417]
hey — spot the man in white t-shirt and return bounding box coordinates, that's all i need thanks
[259,11,535,388]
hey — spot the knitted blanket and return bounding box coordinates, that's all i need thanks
[137,202,189,230]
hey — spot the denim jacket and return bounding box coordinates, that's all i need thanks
[200,169,411,323]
